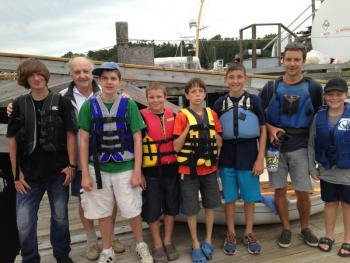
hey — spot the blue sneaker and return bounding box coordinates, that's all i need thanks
[243,233,262,255]
[223,233,237,255]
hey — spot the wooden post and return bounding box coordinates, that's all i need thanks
[252,25,257,69]
[239,29,243,63]
[116,22,129,63]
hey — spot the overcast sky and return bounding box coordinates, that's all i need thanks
[0,0,320,57]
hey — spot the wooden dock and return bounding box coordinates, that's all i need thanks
[14,196,349,263]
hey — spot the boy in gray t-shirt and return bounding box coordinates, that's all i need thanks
[308,78,350,257]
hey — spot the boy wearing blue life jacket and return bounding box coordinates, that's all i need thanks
[259,43,322,248]
[79,62,153,263]
[308,78,350,257]
[213,63,267,255]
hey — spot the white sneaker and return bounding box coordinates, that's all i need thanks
[98,251,116,263]
[135,242,153,263]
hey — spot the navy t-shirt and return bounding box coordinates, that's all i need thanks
[213,92,266,170]
[259,78,323,153]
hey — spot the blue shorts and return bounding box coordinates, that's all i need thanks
[71,170,82,197]
[220,168,261,203]
[320,180,350,205]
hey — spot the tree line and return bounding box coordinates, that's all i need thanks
[62,34,275,70]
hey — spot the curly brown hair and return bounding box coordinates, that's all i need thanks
[17,58,50,89]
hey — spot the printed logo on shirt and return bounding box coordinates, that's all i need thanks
[338,118,350,131]
[166,117,174,122]
[51,106,59,111]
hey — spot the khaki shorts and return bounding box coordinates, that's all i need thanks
[81,165,142,220]
[268,148,312,192]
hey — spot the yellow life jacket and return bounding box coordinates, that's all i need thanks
[176,107,218,168]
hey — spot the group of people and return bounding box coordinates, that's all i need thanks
[5,42,350,263]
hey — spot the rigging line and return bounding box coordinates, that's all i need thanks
[170,2,200,35]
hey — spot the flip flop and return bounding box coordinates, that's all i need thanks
[200,241,214,260]
[318,237,334,252]
[338,242,350,257]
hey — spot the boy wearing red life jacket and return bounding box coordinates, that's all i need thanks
[140,82,180,263]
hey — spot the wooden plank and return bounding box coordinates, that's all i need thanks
[15,209,349,263]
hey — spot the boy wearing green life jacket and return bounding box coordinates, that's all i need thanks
[213,63,267,255]
[173,78,222,263]
[140,82,180,263]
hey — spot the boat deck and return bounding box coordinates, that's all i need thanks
[14,195,349,263]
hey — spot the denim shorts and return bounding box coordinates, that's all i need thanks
[220,168,261,203]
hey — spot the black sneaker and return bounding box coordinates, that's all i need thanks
[55,256,74,263]
[301,228,318,247]
[278,229,292,248]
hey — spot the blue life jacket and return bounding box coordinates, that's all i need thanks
[315,104,350,169]
[219,92,260,139]
[89,95,134,163]
[267,81,314,129]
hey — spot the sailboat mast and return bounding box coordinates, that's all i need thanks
[195,0,205,58]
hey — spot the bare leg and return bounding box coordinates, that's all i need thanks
[128,214,144,243]
[79,198,96,242]
[163,215,175,246]
[111,205,117,239]
[244,202,254,235]
[319,201,338,251]
[149,220,162,248]
[187,215,200,248]
[225,202,235,234]
[295,191,311,230]
[204,208,214,244]
[341,202,350,255]
[275,188,290,230]
[99,216,113,249]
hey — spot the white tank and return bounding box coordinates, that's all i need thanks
[154,56,201,69]
[311,0,350,62]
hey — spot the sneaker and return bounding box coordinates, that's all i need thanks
[152,247,168,263]
[223,232,237,255]
[135,242,153,263]
[164,244,179,261]
[98,251,116,263]
[278,229,292,248]
[86,243,100,261]
[112,238,126,253]
[301,228,318,247]
[243,233,262,255]
[55,256,74,263]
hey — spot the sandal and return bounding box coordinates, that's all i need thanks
[318,237,334,252]
[200,241,214,260]
[192,248,206,263]
[338,243,350,257]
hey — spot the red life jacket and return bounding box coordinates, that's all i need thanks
[140,107,177,167]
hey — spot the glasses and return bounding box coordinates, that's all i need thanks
[284,42,306,51]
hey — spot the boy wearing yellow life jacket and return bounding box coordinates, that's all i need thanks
[213,63,267,255]
[173,78,222,263]
[140,82,180,263]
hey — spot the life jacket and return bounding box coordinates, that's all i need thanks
[315,104,350,169]
[219,92,260,139]
[176,108,218,169]
[267,80,314,131]
[16,93,66,155]
[140,107,177,167]
[89,95,134,164]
